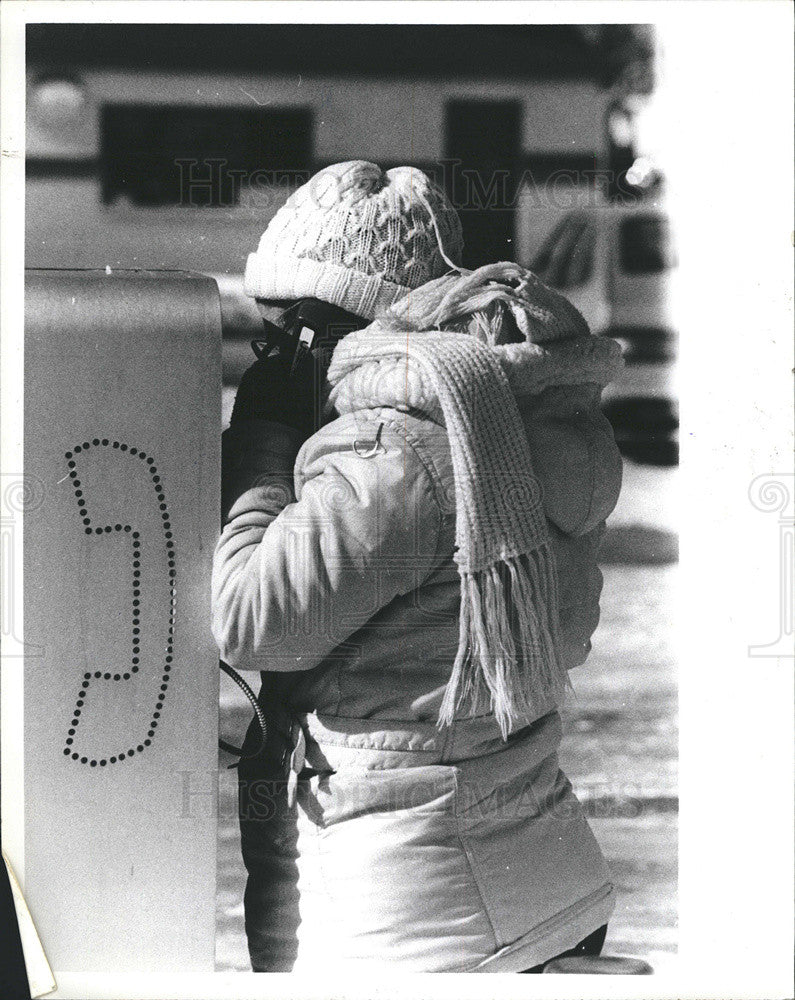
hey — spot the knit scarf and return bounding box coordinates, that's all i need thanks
[326,262,622,738]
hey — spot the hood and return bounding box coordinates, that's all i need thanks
[326,262,623,421]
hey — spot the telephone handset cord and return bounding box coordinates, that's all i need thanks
[218,660,268,768]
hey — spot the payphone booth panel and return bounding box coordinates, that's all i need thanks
[24,270,221,973]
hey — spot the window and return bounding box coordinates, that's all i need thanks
[619,214,677,274]
[531,220,567,279]
[100,105,313,206]
[532,215,594,290]
[560,221,595,288]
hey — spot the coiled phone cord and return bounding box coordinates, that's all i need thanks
[218,660,268,767]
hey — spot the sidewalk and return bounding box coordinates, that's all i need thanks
[562,459,678,972]
[562,562,677,973]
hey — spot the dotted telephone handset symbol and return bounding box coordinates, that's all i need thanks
[62,438,175,767]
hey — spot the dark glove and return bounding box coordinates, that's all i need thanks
[221,419,302,522]
[230,353,320,440]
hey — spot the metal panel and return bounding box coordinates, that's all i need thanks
[24,270,221,972]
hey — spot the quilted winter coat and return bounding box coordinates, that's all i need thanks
[212,293,623,973]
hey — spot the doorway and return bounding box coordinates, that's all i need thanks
[445,99,522,267]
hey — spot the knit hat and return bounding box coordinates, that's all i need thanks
[243,161,463,320]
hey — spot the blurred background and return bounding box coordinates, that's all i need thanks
[26,22,677,973]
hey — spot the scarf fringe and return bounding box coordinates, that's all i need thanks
[437,544,569,740]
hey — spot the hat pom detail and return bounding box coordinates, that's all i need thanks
[244,161,463,320]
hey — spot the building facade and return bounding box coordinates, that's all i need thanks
[26,24,652,273]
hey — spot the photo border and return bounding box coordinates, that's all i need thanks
[2,2,793,998]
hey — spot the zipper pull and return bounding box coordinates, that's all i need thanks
[353,421,384,459]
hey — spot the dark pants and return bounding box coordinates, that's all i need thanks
[238,706,301,973]
[519,924,608,973]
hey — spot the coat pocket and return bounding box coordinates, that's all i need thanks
[294,764,498,969]
[453,723,611,949]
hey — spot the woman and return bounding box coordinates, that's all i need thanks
[213,161,623,972]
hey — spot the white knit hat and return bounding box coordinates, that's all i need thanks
[243,161,463,320]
